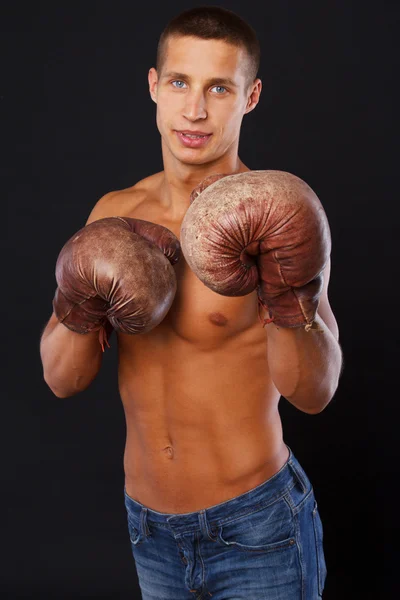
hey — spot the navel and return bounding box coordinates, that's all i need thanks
[162,445,174,459]
[208,312,228,326]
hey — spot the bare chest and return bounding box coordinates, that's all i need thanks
[120,201,265,345]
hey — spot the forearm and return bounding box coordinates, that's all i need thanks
[40,321,103,398]
[266,314,343,414]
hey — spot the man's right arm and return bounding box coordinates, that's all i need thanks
[40,313,105,398]
[40,191,117,398]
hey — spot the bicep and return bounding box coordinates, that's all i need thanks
[40,311,59,344]
[317,256,340,342]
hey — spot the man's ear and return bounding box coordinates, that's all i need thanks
[244,78,262,115]
[148,68,158,104]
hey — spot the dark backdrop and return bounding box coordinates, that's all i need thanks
[4,1,397,598]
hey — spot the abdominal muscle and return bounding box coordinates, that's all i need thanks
[117,316,289,514]
[108,177,289,514]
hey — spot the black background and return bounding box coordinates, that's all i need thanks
[3,1,397,598]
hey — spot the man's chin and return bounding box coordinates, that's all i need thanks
[171,148,215,166]
[179,155,213,166]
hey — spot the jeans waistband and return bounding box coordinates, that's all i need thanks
[124,444,310,533]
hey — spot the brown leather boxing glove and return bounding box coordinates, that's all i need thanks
[53,217,181,350]
[180,170,331,330]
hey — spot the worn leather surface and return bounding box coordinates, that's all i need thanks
[53,216,181,336]
[181,170,331,329]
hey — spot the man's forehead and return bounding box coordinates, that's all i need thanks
[161,36,248,83]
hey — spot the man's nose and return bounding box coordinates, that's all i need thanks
[182,91,207,121]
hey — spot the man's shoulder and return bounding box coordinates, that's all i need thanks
[87,171,163,224]
[110,170,163,202]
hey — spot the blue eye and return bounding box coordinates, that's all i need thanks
[212,86,227,94]
[171,81,227,93]
[172,80,186,88]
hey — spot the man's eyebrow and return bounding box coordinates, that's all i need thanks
[161,71,239,88]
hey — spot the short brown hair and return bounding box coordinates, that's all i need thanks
[156,6,260,91]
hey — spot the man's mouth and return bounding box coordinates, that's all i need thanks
[180,133,209,138]
[175,131,212,148]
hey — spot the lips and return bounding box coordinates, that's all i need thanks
[178,130,212,136]
[175,130,212,149]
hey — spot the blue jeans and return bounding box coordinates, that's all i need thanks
[123,445,327,599]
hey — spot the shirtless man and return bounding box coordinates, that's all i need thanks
[40,7,342,599]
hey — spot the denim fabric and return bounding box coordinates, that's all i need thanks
[123,445,327,599]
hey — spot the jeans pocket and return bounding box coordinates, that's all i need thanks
[215,497,297,554]
[312,500,327,595]
[127,515,144,548]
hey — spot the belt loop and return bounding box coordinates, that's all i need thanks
[140,507,152,537]
[288,459,308,494]
[198,509,216,542]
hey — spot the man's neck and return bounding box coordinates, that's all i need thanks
[157,149,250,221]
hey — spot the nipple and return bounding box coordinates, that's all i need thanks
[208,312,228,327]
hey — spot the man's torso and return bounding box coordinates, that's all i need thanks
[107,172,289,513]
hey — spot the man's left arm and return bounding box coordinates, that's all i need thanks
[265,256,343,414]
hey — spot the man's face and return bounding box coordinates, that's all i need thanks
[148,35,259,166]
